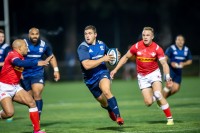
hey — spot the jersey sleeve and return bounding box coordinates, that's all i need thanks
[129,44,137,55]
[156,46,165,60]
[77,45,90,62]
[12,58,38,67]
[186,48,192,60]
[44,44,53,56]
[3,46,12,58]
[165,46,173,58]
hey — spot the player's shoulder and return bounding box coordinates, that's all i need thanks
[79,41,89,48]
[97,40,105,45]
[1,43,10,49]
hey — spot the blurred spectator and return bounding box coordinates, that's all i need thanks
[65,47,76,80]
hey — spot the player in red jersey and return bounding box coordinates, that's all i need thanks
[110,27,174,125]
[0,39,52,133]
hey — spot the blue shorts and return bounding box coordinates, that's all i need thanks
[21,75,45,91]
[86,72,110,98]
[170,69,182,84]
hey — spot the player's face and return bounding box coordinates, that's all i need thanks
[20,42,28,55]
[142,30,154,45]
[84,29,97,44]
[29,29,40,44]
[0,33,5,44]
[175,36,185,48]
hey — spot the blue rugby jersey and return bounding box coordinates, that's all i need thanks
[165,44,192,74]
[22,38,53,77]
[77,40,109,85]
[0,43,11,62]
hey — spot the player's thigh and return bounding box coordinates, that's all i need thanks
[172,82,180,92]
[0,97,14,115]
[99,78,113,99]
[31,83,44,96]
[141,88,154,105]
[13,89,35,107]
[152,81,163,91]
[96,93,108,106]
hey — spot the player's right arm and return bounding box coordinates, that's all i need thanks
[77,45,113,70]
[110,50,133,79]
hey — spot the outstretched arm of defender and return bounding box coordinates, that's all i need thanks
[110,50,132,79]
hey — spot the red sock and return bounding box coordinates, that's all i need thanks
[161,103,172,118]
[29,107,40,131]
[163,107,172,118]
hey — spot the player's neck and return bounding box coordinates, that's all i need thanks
[176,44,183,50]
[92,40,96,45]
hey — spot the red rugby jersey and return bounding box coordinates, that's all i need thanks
[130,40,165,76]
[0,50,24,84]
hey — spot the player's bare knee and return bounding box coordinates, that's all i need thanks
[102,90,112,98]
[5,110,14,118]
[144,100,153,107]
[27,99,36,108]
[154,91,162,101]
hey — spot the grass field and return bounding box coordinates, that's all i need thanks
[0,77,200,133]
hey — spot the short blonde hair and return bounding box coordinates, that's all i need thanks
[143,27,154,35]
[84,25,97,33]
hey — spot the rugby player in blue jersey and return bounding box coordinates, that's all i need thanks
[77,25,124,125]
[0,29,11,71]
[21,27,60,119]
[163,35,192,98]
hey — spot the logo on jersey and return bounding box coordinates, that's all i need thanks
[137,51,142,55]
[103,75,108,78]
[89,49,93,53]
[39,48,44,53]
[151,52,156,57]
[100,46,104,51]
[40,41,45,47]
[39,79,44,83]
[137,57,156,62]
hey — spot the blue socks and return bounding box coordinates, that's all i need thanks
[35,99,43,119]
[107,97,120,117]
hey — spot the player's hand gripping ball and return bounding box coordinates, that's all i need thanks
[107,48,119,66]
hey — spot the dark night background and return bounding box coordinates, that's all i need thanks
[1,0,199,61]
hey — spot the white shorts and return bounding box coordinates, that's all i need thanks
[137,69,162,90]
[0,82,23,101]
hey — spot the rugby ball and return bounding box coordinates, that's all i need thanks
[107,48,119,66]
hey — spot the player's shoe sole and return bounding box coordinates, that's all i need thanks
[116,117,124,126]
[6,117,13,122]
[167,118,174,125]
[108,111,117,121]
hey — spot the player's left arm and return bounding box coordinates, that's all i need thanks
[45,45,60,81]
[49,54,60,81]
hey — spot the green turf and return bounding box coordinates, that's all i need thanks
[0,77,200,133]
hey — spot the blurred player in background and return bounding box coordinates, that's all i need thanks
[122,45,136,80]
[163,35,192,98]
[0,39,52,133]
[111,27,174,125]
[21,27,60,120]
[77,25,124,125]
[0,29,11,70]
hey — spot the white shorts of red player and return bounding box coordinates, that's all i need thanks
[137,68,162,89]
[0,82,23,101]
